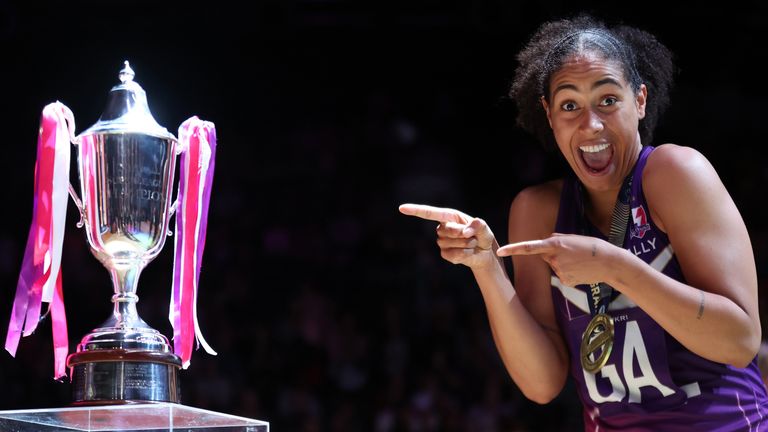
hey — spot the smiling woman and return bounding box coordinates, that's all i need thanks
[400,13,768,432]
[541,52,646,196]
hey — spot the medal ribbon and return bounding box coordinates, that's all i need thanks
[171,116,217,369]
[5,102,75,379]
[583,173,633,317]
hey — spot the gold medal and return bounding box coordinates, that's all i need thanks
[580,313,614,374]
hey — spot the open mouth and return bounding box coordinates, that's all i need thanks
[579,143,613,174]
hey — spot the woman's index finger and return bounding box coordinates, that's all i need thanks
[398,203,469,224]
[496,239,554,257]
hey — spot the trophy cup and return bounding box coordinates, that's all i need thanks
[5,61,217,405]
[66,61,184,405]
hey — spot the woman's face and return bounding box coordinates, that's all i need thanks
[542,52,647,194]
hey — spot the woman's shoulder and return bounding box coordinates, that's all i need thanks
[643,144,718,198]
[508,179,563,241]
[643,144,720,231]
[512,179,563,212]
[644,144,711,180]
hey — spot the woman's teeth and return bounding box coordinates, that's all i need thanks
[579,143,610,153]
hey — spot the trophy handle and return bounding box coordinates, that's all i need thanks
[169,198,179,218]
[166,198,178,236]
[68,183,85,228]
[165,138,186,236]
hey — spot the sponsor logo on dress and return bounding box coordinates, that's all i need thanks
[630,206,651,239]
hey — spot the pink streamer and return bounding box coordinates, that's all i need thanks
[6,102,73,379]
[171,116,217,368]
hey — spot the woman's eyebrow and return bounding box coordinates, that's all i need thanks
[551,77,623,99]
[592,77,623,89]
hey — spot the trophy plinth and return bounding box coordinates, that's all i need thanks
[66,62,183,404]
[67,350,181,405]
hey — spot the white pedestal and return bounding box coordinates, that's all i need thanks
[0,403,269,431]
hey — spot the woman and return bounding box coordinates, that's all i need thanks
[400,14,768,430]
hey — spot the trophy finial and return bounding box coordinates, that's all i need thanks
[119,61,135,84]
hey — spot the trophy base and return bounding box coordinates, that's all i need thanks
[67,349,181,405]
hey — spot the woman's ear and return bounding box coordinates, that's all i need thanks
[540,96,553,128]
[636,84,647,119]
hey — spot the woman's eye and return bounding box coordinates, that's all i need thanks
[561,102,578,111]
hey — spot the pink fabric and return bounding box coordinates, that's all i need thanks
[6,102,73,379]
[51,270,68,377]
[172,116,217,368]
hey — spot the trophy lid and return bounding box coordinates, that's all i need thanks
[80,61,176,140]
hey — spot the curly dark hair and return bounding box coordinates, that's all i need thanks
[509,14,674,151]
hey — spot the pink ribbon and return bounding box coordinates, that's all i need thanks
[6,102,74,379]
[172,116,217,368]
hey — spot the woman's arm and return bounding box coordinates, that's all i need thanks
[486,181,570,402]
[617,144,760,366]
[400,184,571,403]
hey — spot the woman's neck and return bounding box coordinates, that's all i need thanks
[584,184,624,237]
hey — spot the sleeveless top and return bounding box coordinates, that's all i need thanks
[552,146,768,431]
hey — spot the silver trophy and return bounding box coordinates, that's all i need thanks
[65,62,183,404]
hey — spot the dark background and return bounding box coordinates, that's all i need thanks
[1,1,767,431]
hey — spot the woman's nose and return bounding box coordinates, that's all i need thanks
[580,108,604,135]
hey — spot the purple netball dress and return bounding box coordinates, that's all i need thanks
[551,146,768,431]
